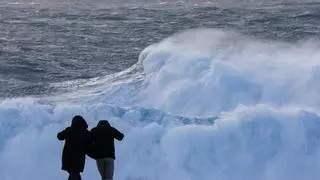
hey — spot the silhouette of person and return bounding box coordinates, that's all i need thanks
[57,115,91,180]
[88,120,124,180]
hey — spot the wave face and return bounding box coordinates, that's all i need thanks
[1,29,320,180]
[136,29,320,116]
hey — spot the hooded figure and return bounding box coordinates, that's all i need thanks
[88,120,124,180]
[57,115,90,180]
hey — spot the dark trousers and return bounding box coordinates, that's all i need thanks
[68,172,81,180]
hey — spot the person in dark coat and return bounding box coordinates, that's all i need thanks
[88,120,124,180]
[57,115,90,180]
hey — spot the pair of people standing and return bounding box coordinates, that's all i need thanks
[57,115,124,180]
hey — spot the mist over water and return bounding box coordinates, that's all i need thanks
[136,29,320,116]
[1,0,320,180]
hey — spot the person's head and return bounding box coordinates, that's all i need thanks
[71,115,88,130]
[97,120,110,127]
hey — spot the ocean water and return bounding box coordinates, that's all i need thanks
[1,0,320,180]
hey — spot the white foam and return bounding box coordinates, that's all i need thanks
[1,28,320,180]
[137,29,320,116]
[1,101,320,180]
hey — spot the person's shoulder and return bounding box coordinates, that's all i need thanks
[63,127,71,133]
[110,126,120,131]
[90,127,98,132]
[57,127,71,139]
[84,129,91,136]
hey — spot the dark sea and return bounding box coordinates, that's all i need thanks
[0,0,319,97]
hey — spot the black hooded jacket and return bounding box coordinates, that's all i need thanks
[57,116,90,173]
[88,120,124,160]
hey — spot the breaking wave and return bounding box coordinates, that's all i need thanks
[1,28,320,180]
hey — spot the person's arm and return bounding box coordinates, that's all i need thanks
[111,127,124,141]
[57,127,69,141]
